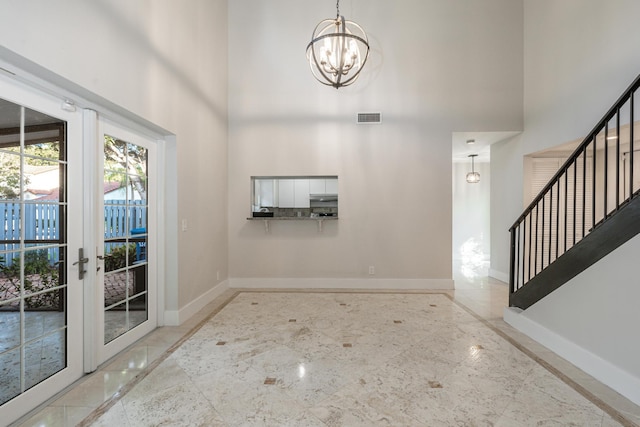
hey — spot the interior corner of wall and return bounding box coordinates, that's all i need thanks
[488,269,509,284]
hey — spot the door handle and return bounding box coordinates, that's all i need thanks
[72,248,90,280]
[96,254,106,272]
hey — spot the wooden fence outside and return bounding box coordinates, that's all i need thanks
[0,200,147,266]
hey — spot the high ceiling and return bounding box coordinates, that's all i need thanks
[452,131,520,163]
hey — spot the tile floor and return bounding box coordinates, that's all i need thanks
[10,267,640,426]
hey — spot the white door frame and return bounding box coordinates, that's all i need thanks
[91,115,162,366]
[0,72,84,424]
[0,59,168,425]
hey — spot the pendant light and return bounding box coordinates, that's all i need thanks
[306,0,370,89]
[466,154,480,184]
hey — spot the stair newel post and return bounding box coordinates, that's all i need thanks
[509,226,516,296]
[630,91,635,200]
[604,121,609,220]
[615,108,621,211]
[582,147,587,238]
[592,136,597,230]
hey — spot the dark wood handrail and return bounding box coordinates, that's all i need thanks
[510,73,640,231]
[509,72,640,307]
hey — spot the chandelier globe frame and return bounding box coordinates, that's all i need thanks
[306,1,370,89]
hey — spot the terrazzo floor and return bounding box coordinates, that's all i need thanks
[85,292,630,427]
[11,269,640,426]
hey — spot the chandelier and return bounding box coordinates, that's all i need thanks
[306,0,370,89]
[466,154,480,183]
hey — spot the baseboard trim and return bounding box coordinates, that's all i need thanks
[163,280,229,326]
[504,307,640,406]
[228,277,454,290]
[489,268,509,283]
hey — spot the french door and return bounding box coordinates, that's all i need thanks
[0,77,160,423]
[0,76,84,422]
[93,118,157,365]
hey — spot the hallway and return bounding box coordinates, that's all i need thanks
[13,271,640,426]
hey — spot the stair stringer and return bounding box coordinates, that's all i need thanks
[510,194,640,309]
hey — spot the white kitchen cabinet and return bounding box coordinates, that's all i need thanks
[309,179,326,194]
[325,178,338,194]
[253,176,337,210]
[278,179,310,208]
[278,179,295,208]
[294,179,310,208]
[309,178,338,195]
[255,179,275,207]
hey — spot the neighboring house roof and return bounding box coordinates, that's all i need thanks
[30,188,59,201]
[103,181,123,194]
[23,164,59,175]
[24,165,60,192]
[25,182,123,201]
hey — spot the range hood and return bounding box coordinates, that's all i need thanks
[310,193,338,208]
[309,194,338,202]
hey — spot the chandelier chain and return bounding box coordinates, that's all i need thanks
[336,0,340,19]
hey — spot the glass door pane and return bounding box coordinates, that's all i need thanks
[103,135,149,343]
[0,98,68,405]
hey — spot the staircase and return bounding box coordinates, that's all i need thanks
[509,74,640,309]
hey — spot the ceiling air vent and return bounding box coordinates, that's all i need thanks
[357,112,382,124]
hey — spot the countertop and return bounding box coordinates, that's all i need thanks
[246,216,338,220]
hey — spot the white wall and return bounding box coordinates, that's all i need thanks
[26,168,58,191]
[491,0,640,277]
[0,0,523,300]
[0,0,229,312]
[505,232,640,405]
[452,161,490,264]
[490,134,523,281]
[493,0,640,405]
[227,0,523,288]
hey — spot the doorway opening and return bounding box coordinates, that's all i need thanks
[451,131,519,285]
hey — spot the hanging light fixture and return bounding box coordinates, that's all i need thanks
[466,154,480,183]
[306,0,370,89]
